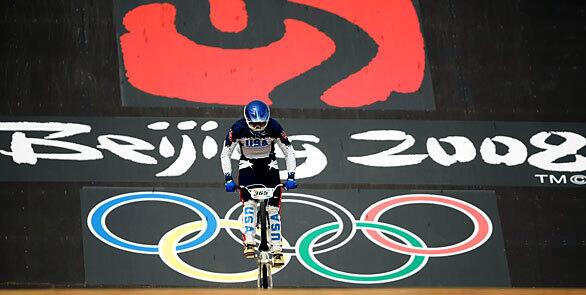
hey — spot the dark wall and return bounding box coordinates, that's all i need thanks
[1,0,585,287]
[421,1,586,121]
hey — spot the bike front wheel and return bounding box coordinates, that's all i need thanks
[260,264,271,289]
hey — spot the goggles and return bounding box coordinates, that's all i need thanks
[248,121,267,131]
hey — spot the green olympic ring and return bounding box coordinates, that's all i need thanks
[296,221,428,284]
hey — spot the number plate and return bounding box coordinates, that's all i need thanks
[249,188,274,200]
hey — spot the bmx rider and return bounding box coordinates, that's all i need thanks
[220,100,297,267]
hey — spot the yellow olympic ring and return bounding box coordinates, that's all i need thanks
[158,219,291,283]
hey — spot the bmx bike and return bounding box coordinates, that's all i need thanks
[236,183,284,289]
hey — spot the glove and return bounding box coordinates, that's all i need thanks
[285,179,297,190]
[285,173,297,190]
[225,180,237,192]
[225,174,237,192]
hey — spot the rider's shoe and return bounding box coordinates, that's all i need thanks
[243,243,255,258]
[272,250,284,268]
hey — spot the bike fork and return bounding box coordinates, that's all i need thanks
[257,253,272,289]
[257,200,273,289]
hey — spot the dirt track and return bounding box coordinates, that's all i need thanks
[1,289,586,295]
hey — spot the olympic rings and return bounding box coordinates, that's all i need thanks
[87,191,220,254]
[297,221,428,284]
[87,191,494,284]
[224,192,356,255]
[361,194,493,257]
[159,219,291,283]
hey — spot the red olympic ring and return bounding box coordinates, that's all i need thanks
[361,194,492,257]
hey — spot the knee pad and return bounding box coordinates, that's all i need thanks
[243,200,256,208]
[266,205,279,215]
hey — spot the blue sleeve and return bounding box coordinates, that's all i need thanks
[224,126,235,147]
[224,119,246,146]
[269,119,291,145]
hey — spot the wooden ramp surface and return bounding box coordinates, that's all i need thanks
[1,289,585,295]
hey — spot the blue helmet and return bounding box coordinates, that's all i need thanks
[243,100,270,132]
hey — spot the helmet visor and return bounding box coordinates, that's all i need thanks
[248,121,267,131]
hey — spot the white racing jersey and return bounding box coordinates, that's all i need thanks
[220,118,296,178]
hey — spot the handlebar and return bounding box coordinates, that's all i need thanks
[237,183,284,191]
[236,184,285,200]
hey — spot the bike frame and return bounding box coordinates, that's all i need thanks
[237,183,284,289]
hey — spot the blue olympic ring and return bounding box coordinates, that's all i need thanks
[88,192,219,254]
